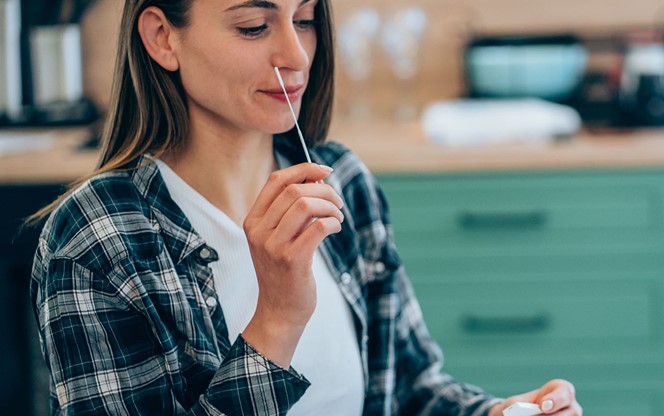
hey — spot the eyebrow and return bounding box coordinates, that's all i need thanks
[225,0,311,12]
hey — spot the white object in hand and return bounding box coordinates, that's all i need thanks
[273,66,312,163]
[502,402,542,416]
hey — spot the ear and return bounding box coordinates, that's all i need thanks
[137,6,180,72]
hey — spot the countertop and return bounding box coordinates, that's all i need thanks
[2,121,664,184]
[328,121,664,174]
[0,128,98,185]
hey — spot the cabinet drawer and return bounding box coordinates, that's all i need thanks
[378,171,664,254]
[414,274,664,364]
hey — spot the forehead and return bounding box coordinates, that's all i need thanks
[220,0,315,12]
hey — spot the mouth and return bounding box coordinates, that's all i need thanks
[260,85,304,103]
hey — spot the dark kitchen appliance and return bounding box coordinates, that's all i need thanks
[618,31,664,126]
[571,29,664,129]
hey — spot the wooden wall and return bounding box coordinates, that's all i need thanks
[80,0,122,112]
[80,0,664,119]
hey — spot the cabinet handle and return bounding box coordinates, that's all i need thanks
[458,210,548,230]
[461,313,551,334]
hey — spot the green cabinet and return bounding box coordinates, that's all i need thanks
[376,168,664,416]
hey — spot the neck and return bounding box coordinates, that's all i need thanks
[162,120,276,226]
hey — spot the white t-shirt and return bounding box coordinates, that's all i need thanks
[155,159,364,415]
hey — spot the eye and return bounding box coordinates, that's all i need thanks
[294,19,318,31]
[238,24,268,38]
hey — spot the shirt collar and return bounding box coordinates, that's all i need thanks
[124,134,307,266]
[128,154,208,265]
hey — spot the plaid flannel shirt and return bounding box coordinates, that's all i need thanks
[31,135,500,415]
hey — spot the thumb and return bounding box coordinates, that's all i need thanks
[536,379,575,414]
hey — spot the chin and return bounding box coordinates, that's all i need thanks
[265,119,297,135]
[247,111,298,136]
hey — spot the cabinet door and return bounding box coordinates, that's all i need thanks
[376,169,664,415]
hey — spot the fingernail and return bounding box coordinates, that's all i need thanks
[318,164,333,172]
[541,400,554,412]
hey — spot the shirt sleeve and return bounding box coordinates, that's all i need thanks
[202,335,310,415]
[33,255,310,415]
[373,182,503,416]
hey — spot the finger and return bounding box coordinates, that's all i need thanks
[260,182,343,230]
[290,216,343,255]
[539,380,575,414]
[251,164,334,217]
[271,197,344,244]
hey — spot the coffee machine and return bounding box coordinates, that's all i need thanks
[0,0,97,126]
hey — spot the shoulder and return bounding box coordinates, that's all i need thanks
[313,140,389,229]
[314,142,401,274]
[39,170,160,273]
[312,141,367,177]
[312,141,376,193]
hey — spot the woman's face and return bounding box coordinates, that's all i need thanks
[172,0,318,136]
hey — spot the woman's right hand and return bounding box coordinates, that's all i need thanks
[241,163,344,368]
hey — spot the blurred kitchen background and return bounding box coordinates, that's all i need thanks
[2,0,664,415]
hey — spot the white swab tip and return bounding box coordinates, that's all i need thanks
[274,67,285,88]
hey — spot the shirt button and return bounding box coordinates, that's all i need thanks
[199,247,211,259]
[205,296,217,308]
[152,222,161,232]
[341,272,352,285]
[374,262,385,273]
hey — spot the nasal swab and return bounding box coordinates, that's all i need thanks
[274,66,312,163]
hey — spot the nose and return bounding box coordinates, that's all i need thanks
[271,24,312,73]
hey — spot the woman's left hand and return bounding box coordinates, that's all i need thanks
[488,379,582,416]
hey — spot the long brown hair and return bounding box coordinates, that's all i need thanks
[28,0,335,224]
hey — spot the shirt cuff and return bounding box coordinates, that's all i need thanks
[203,334,310,415]
[240,334,310,383]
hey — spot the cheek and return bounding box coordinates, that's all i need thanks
[306,34,317,67]
[180,44,253,98]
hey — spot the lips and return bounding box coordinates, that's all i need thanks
[260,85,304,103]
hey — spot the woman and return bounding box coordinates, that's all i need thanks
[31,0,582,415]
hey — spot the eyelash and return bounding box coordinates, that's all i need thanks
[238,20,318,38]
[238,24,268,37]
